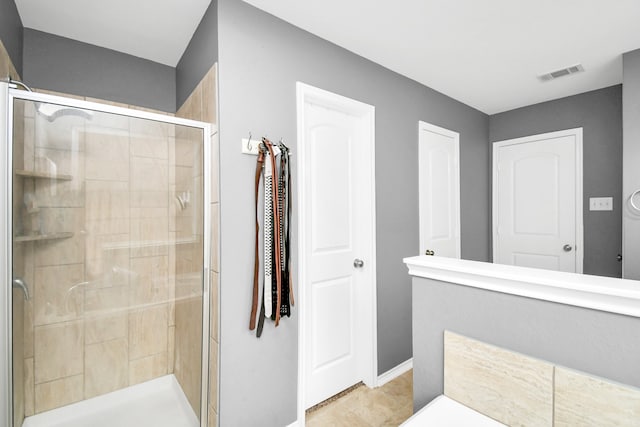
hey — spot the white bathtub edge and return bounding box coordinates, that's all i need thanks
[401,395,507,426]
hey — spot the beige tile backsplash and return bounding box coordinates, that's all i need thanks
[554,367,640,427]
[443,332,640,426]
[444,331,554,427]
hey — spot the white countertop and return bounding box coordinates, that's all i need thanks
[404,255,640,318]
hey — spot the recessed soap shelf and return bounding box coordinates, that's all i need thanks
[14,232,74,243]
[15,170,73,181]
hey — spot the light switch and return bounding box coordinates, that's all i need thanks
[589,197,613,211]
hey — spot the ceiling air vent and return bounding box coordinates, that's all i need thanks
[538,64,585,82]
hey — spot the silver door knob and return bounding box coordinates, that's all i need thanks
[353,259,364,268]
[425,249,435,256]
[563,244,573,252]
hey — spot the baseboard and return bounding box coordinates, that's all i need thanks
[285,421,300,427]
[376,358,413,387]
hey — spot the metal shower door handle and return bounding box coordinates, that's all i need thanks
[353,259,364,268]
[12,277,30,300]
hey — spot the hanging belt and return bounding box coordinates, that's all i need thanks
[285,149,295,305]
[263,143,274,320]
[286,146,294,307]
[250,150,265,331]
[279,144,293,316]
[278,147,288,316]
[264,139,283,326]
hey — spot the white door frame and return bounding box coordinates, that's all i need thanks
[492,128,584,273]
[296,82,377,426]
[418,121,461,258]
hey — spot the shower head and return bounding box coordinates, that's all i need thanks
[4,77,33,92]
[36,103,94,122]
[4,77,94,122]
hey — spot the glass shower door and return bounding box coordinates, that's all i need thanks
[7,92,209,427]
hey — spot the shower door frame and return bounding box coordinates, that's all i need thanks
[0,82,214,427]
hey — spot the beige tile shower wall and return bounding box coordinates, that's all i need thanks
[12,288,25,427]
[174,64,219,424]
[0,39,20,82]
[443,331,554,427]
[16,90,178,415]
[12,94,26,427]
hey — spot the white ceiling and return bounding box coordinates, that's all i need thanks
[243,0,640,114]
[14,0,640,114]
[15,0,212,67]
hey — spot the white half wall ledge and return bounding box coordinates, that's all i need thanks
[404,256,640,318]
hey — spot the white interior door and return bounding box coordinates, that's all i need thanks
[418,121,460,258]
[493,128,583,273]
[297,84,376,411]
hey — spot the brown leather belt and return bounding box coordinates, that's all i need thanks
[250,149,265,331]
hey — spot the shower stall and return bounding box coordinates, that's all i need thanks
[0,82,218,427]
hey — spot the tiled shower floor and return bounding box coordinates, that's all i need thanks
[22,375,199,427]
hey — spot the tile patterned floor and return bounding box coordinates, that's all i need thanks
[306,370,413,427]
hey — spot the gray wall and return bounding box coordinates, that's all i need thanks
[176,0,218,108]
[217,1,489,425]
[412,276,640,410]
[22,29,176,112]
[0,0,23,76]
[490,85,623,278]
[623,49,640,280]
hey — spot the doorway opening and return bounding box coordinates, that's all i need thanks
[492,128,583,273]
[296,82,377,425]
